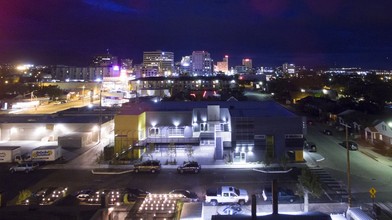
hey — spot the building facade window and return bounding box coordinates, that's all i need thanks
[200,123,208,131]
[285,134,303,148]
[149,127,160,137]
[168,127,184,137]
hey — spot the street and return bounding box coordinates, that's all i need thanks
[305,120,392,204]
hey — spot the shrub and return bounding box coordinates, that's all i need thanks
[16,189,32,205]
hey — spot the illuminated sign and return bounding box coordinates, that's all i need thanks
[32,150,53,158]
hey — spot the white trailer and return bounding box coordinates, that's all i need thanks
[0,146,22,163]
[31,145,62,162]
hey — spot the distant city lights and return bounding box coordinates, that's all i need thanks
[16,64,34,71]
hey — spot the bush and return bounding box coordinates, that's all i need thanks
[16,189,32,205]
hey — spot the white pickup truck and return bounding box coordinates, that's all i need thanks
[205,186,249,206]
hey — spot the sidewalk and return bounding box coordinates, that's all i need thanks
[202,202,348,219]
[318,120,392,168]
[88,162,306,175]
[356,138,392,167]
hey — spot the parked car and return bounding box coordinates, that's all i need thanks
[74,189,94,201]
[124,188,150,202]
[133,160,161,173]
[323,129,332,135]
[108,189,127,206]
[125,188,150,198]
[41,187,68,205]
[169,189,199,202]
[9,162,39,173]
[340,141,358,151]
[262,187,299,203]
[304,141,317,152]
[177,161,201,174]
[86,189,111,204]
[22,187,67,205]
[205,186,249,206]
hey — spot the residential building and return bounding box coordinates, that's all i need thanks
[192,51,213,76]
[51,65,115,82]
[143,51,174,76]
[179,56,192,75]
[216,55,229,74]
[242,58,252,70]
[114,100,305,163]
[235,66,248,74]
[365,120,392,146]
[92,53,118,67]
[282,63,296,75]
[128,76,238,98]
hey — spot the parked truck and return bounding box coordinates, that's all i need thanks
[31,145,62,162]
[0,146,22,163]
[205,186,249,206]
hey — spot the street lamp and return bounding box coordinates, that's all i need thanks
[82,85,85,104]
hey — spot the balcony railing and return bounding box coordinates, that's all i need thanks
[144,137,199,144]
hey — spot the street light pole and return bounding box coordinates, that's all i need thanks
[344,123,352,207]
[99,84,102,144]
[82,85,85,104]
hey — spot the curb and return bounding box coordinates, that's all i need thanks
[359,150,378,162]
[91,169,133,175]
[252,168,293,174]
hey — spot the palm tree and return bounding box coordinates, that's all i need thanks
[297,168,322,212]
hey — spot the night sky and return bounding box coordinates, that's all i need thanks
[1,0,392,68]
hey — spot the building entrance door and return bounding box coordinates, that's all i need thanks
[240,152,246,163]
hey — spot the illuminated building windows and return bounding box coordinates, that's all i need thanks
[168,127,184,137]
[200,123,208,131]
[149,128,160,137]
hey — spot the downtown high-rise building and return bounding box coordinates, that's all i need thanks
[282,63,295,74]
[143,50,174,74]
[92,53,118,67]
[242,58,252,70]
[192,51,213,76]
[216,55,229,74]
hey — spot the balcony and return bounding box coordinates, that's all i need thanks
[145,137,199,144]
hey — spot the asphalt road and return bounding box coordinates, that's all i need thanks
[305,121,392,204]
[9,98,93,115]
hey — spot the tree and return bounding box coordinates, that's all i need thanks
[279,155,289,171]
[145,143,156,159]
[264,152,273,167]
[167,142,177,164]
[297,168,322,212]
[95,150,105,166]
[17,189,32,205]
[36,85,63,100]
[185,145,194,161]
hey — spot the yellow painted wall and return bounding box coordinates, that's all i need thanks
[138,112,146,140]
[295,150,304,162]
[114,114,143,159]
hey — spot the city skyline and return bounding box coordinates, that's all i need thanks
[1,0,392,68]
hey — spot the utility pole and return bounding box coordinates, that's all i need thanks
[99,84,102,144]
[344,123,352,207]
[82,85,85,104]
